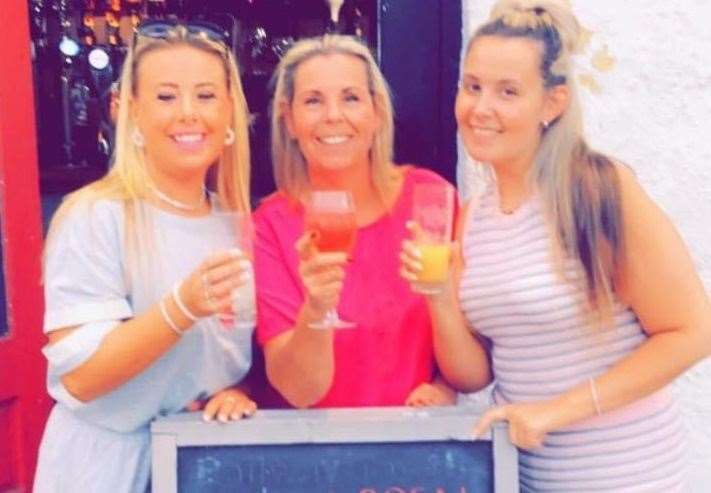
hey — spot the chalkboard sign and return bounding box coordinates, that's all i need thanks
[179,441,491,492]
[152,406,518,493]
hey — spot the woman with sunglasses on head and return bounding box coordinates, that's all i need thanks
[253,35,457,409]
[34,20,255,493]
[400,0,711,490]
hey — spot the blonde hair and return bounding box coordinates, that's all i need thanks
[45,28,252,279]
[468,0,624,322]
[270,35,397,203]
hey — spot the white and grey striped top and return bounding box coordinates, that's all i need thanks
[459,182,687,492]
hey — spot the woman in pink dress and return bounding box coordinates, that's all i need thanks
[253,35,456,409]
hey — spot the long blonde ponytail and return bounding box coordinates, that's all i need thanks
[469,0,625,322]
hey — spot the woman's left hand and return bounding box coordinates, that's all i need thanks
[473,399,560,449]
[405,379,458,407]
[201,387,257,423]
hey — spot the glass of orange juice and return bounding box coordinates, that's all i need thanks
[412,183,455,294]
[305,190,357,329]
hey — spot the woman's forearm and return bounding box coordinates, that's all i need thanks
[550,316,711,430]
[265,302,335,408]
[427,284,492,393]
[59,295,192,402]
[59,250,252,403]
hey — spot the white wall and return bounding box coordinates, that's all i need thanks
[460,0,711,488]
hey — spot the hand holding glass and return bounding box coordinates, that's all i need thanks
[209,210,256,330]
[304,190,357,329]
[411,183,455,294]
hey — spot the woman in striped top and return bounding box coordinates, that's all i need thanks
[400,0,711,490]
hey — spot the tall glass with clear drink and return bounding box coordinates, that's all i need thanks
[209,209,256,330]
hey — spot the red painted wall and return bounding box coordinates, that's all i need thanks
[0,1,52,490]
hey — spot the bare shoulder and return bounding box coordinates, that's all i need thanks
[615,162,652,209]
[613,162,674,238]
[612,162,709,336]
[613,161,675,272]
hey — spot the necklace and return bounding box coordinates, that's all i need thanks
[147,183,207,211]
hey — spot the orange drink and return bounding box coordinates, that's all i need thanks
[411,182,455,294]
[417,243,452,283]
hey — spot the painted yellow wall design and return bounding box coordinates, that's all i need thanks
[575,14,616,94]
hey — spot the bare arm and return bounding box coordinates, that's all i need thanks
[547,164,711,426]
[400,201,492,393]
[263,233,347,408]
[425,279,492,393]
[52,250,250,402]
[264,304,335,408]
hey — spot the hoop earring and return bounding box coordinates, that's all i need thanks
[132,128,145,148]
[224,128,235,146]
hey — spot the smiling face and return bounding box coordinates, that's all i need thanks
[284,53,380,174]
[131,44,233,179]
[455,35,566,172]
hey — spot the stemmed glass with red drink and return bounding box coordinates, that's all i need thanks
[304,190,357,329]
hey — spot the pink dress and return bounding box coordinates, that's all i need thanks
[254,167,454,407]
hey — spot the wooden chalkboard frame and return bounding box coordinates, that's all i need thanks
[151,405,519,492]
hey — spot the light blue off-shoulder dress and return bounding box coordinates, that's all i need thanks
[34,197,254,493]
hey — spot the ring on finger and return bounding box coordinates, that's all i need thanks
[201,272,217,309]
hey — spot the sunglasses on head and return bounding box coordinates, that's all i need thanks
[133,15,235,53]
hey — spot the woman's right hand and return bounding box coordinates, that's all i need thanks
[399,221,455,298]
[179,248,252,320]
[399,236,424,286]
[201,386,257,423]
[295,232,348,317]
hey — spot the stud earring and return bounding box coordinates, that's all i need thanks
[131,128,145,147]
[541,120,549,130]
[224,128,235,146]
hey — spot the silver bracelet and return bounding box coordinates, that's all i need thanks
[172,281,199,322]
[588,377,602,416]
[159,298,184,336]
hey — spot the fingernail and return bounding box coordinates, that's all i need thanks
[202,413,210,422]
[413,261,423,271]
[238,259,251,270]
[218,414,228,423]
[229,247,242,257]
[413,248,423,260]
[238,272,251,284]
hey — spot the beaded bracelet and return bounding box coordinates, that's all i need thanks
[159,298,184,336]
[588,377,602,416]
[172,281,199,322]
